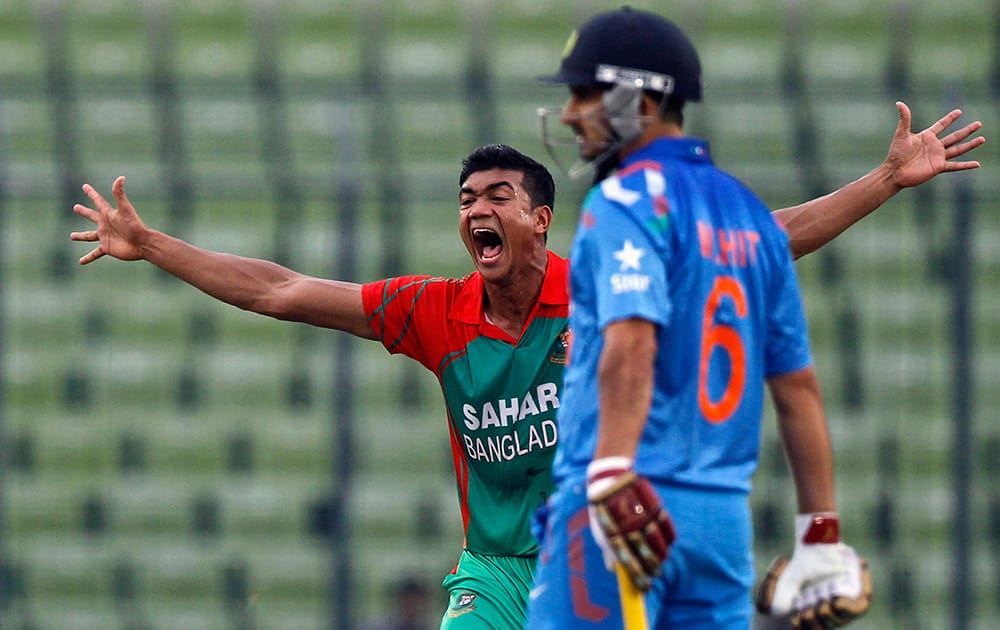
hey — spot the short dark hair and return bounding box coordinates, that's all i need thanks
[652,93,685,126]
[460,144,556,212]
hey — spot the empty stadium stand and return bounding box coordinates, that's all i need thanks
[1,1,998,628]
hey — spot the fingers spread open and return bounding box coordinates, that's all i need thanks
[82,183,110,210]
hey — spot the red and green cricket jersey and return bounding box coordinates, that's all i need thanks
[361,251,569,556]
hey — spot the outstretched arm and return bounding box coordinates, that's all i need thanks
[71,176,376,339]
[776,101,985,259]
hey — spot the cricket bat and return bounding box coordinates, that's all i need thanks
[615,563,650,630]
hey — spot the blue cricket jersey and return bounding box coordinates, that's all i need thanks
[554,137,813,493]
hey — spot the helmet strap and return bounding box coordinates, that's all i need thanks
[565,83,641,181]
[602,83,643,143]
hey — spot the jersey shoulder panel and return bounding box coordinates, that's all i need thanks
[362,275,475,370]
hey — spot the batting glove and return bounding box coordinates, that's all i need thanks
[586,457,676,591]
[755,512,873,628]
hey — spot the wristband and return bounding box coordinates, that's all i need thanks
[796,511,840,544]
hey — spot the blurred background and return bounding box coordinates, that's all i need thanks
[1,0,997,628]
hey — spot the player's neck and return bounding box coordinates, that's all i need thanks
[622,121,685,158]
[482,252,548,340]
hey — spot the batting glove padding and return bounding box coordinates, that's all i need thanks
[586,457,676,592]
[755,513,873,628]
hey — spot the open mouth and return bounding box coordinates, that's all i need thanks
[472,227,504,262]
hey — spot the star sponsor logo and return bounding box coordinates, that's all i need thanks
[614,239,645,271]
[611,240,650,293]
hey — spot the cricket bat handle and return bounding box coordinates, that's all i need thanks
[615,563,650,630]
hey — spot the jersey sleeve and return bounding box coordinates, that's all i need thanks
[582,196,671,331]
[361,275,448,371]
[764,249,813,376]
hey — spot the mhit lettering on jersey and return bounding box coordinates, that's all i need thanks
[697,221,761,268]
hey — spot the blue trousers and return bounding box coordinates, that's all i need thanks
[525,477,754,629]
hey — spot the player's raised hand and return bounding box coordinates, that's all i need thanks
[71,176,148,265]
[755,513,872,628]
[586,457,676,592]
[886,101,984,190]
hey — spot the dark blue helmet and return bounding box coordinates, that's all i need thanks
[539,6,703,102]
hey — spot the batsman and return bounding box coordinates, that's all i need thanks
[525,6,983,630]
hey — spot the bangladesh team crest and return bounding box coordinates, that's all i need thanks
[549,328,571,365]
[447,592,477,618]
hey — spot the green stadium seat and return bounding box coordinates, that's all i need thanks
[281,1,360,86]
[797,3,890,90]
[171,2,255,82]
[0,2,45,82]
